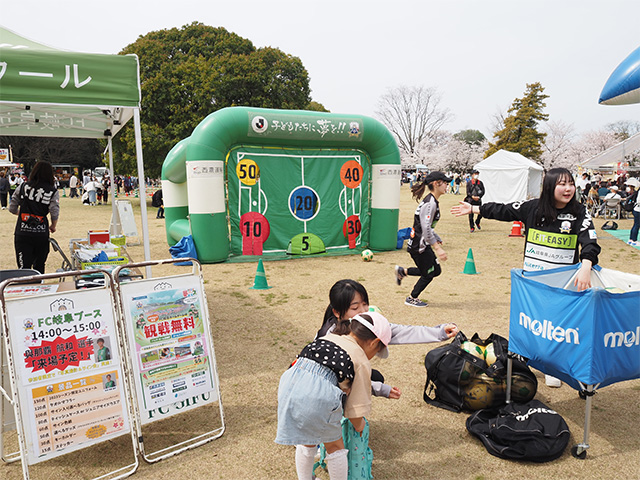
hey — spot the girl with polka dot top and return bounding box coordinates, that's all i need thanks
[276,311,392,480]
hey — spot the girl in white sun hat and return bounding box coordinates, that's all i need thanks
[276,310,393,480]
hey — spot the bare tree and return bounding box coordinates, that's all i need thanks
[605,120,640,140]
[488,106,506,136]
[376,85,452,157]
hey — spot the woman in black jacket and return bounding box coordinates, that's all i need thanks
[9,161,60,273]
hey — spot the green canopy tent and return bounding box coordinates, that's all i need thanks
[0,26,151,272]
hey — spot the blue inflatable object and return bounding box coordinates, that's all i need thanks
[599,45,640,105]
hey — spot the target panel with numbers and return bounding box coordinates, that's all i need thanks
[227,146,371,257]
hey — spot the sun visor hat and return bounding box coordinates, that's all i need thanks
[351,311,392,358]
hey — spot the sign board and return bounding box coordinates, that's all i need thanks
[114,200,139,243]
[118,274,218,424]
[4,286,130,464]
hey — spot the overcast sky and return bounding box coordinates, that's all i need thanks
[2,0,639,139]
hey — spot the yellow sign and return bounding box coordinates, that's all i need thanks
[236,158,260,186]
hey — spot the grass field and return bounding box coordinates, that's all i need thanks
[1,186,639,480]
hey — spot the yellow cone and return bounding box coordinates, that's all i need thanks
[462,248,479,275]
[250,259,272,289]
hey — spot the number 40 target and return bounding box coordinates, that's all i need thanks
[340,160,363,189]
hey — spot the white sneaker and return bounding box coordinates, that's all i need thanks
[545,375,562,387]
[627,240,639,246]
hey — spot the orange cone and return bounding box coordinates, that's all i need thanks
[509,221,525,237]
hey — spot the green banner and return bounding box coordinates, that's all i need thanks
[0,49,140,107]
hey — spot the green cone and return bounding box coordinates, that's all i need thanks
[462,248,479,275]
[250,258,272,289]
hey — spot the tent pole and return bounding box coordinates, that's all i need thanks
[107,138,121,237]
[134,108,152,278]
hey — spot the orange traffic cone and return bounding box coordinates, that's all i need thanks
[509,221,525,237]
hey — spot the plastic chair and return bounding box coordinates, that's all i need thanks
[603,197,621,220]
[587,191,600,217]
[0,269,42,283]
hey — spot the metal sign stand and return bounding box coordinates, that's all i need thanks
[0,270,139,480]
[113,258,225,463]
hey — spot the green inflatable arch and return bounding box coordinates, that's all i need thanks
[161,107,401,263]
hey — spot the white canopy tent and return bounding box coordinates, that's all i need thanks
[0,26,151,274]
[474,150,544,203]
[581,132,640,169]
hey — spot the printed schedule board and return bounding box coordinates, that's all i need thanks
[5,287,130,465]
[227,146,371,256]
[119,274,218,424]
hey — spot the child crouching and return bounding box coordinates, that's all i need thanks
[276,311,393,480]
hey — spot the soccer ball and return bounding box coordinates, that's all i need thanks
[463,379,495,410]
[361,249,374,262]
[461,341,485,360]
[484,343,497,366]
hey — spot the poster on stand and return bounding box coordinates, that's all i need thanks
[5,287,130,464]
[119,275,217,422]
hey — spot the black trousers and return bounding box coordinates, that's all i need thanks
[0,191,7,207]
[408,246,442,298]
[468,200,482,229]
[15,235,50,274]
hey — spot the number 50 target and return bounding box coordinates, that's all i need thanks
[236,158,260,186]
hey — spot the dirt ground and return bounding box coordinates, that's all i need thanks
[1,186,639,480]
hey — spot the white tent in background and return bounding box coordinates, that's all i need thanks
[474,150,544,203]
[581,132,640,169]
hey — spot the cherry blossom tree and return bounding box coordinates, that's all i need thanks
[540,120,576,170]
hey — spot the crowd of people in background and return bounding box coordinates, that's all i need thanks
[402,167,640,247]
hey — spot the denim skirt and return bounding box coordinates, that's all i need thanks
[275,357,344,446]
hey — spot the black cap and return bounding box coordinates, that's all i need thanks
[472,169,480,174]
[424,171,452,184]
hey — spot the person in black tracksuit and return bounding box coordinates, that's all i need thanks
[451,167,601,387]
[452,167,600,288]
[395,171,451,308]
[466,170,485,232]
[9,161,60,273]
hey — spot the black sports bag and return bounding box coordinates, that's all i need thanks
[423,331,537,412]
[466,399,570,462]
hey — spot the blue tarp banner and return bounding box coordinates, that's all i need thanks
[509,264,640,389]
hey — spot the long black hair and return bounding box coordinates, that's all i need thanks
[28,161,55,187]
[535,168,583,227]
[318,279,369,337]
